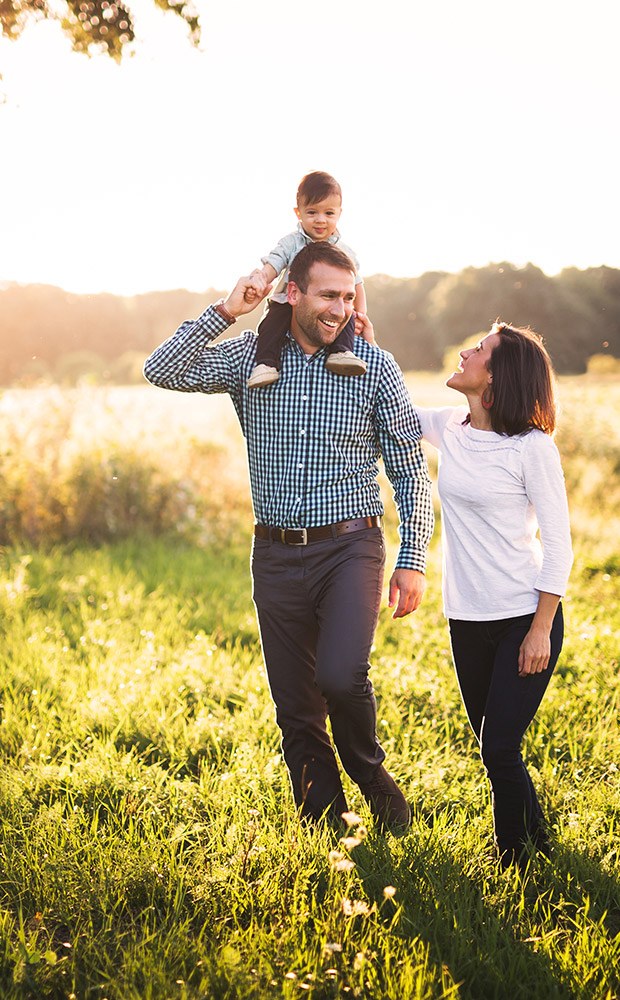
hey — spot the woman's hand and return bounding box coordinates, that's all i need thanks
[518,624,551,676]
[518,591,561,676]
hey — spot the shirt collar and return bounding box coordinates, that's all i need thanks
[296,221,341,246]
[283,329,327,357]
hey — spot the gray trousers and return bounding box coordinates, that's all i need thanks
[252,526,387,820]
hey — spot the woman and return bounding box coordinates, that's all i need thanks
[417,322,572,868]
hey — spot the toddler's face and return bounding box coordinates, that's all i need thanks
[295,195,342,241]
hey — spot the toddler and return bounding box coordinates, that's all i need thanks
[246,171,367,388]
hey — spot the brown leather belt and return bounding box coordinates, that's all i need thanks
[254,515,382,546]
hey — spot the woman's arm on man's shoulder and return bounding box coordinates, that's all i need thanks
[414,405,460,448]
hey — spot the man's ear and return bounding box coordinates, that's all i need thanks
[287,281,300,306]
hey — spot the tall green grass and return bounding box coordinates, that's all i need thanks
[0,377,618,998]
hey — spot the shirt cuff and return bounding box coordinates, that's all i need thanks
[395,546,426,573]
[194,304,234,339]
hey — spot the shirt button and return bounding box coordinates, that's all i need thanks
[300,429,306,435]
[302,395,308,401]
[298,463,303,469]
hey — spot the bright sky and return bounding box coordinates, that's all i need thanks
[1,0,619,295]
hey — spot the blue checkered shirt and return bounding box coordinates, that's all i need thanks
[144,305,434,571]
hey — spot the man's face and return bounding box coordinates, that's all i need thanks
[288,263,356,354]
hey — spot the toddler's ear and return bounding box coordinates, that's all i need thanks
[294,206,302,221]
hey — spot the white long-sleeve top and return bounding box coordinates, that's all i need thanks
[417,405,573,621]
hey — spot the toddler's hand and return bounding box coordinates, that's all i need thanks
[244,269,270,304]
[355,312,376,345]
[249,269,270,292]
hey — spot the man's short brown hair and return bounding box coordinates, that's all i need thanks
[288,242,356,293]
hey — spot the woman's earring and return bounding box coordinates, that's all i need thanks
[481,385,494,410]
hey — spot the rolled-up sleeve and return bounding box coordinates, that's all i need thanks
[261,233,301,276]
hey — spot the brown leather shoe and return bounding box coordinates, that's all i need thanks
[359,765,411,831]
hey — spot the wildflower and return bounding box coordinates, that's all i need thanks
[328,850,355,872]
[383,885,397,899]
[341,810,363,827]
[323,942,342,956]
[339,836,362,851]
[341,897,374,917]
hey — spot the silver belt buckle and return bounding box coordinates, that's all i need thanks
[283,527,308,545]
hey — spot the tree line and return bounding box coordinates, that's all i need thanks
[1,0,198,60]
[1,262,618,385]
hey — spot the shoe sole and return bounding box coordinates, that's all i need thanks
[247,376,280,388]
[325,364,367,376]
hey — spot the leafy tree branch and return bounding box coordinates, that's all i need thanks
[0,0,199,59]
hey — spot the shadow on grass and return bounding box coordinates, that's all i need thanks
[350,824,619,1000]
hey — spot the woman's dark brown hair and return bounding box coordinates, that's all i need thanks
[487,322,556,436]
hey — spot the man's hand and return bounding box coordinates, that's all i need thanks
[388,569,425,618]
[224,275,273,318]
[355,312,376,344]
[244,268,271,305]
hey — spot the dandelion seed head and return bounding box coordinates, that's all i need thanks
[323,943,342,956]
[342,897,373,916]
[339,836,362,851]
[330,853,355,872]
[341,810,363,827]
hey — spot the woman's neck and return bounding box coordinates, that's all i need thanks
[466,395,494,431]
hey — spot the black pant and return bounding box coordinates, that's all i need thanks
[252,527,386,820]
[255,300,356,369]
[449,607,564,863]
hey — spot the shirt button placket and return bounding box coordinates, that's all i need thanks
[295,368,311,522]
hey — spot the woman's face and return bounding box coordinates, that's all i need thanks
[446,331,500,395]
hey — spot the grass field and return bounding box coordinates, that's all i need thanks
[0,376,618,999]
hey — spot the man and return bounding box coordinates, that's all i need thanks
[144,242,433,829]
